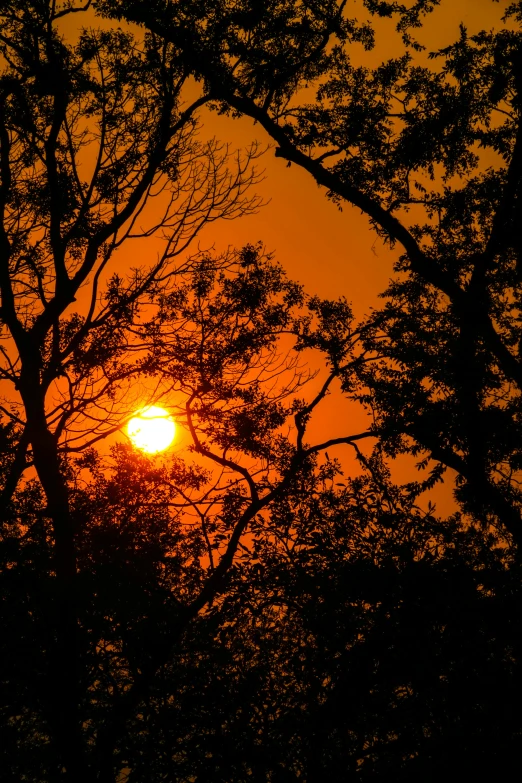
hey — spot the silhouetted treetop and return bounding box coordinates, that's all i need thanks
[99,0,522,548]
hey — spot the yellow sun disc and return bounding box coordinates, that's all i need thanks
[127,406,176,453]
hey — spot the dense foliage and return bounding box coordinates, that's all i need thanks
[102,0,522,544]
[2,1,522,780]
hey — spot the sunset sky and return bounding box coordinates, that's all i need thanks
[50,1,515,513]
[193,0,507,311]
[59,1,508,313]
[170,0,508,516]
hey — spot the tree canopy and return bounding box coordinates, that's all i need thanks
[2,1,522,780]
[100,0,522,546]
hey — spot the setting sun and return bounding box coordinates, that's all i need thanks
[127,406,176,453]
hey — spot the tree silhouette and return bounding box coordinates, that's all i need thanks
[3,1,522,780]
[0,17,378,765]
[104,0,522,547]
[1,236,401,779]
[5,410,518,780]
[0,2,259,777]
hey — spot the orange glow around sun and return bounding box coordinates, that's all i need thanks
[127,406,176,453]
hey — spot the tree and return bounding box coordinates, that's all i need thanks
[101,0,522,548]
[5,394,518,781]
[4,2,522,780]
[0,4,378,768]
[0,1,260,777]
[2,233,405,779]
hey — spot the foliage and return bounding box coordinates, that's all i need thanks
[3,1,522,780]
[0,1,260,454]
[103,0,522,545]
[3,430,520,780]
[0,1,259,777]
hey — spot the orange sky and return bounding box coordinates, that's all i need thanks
[10,1,510,517]
[55,0,506,320]
[177,0,507,517]
[192,0,507,314]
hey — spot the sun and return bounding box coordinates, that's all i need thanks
[127,406,176,453]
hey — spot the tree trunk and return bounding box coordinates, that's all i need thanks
[21,371,87,781]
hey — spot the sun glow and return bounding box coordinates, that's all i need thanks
[127,406,176,453]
